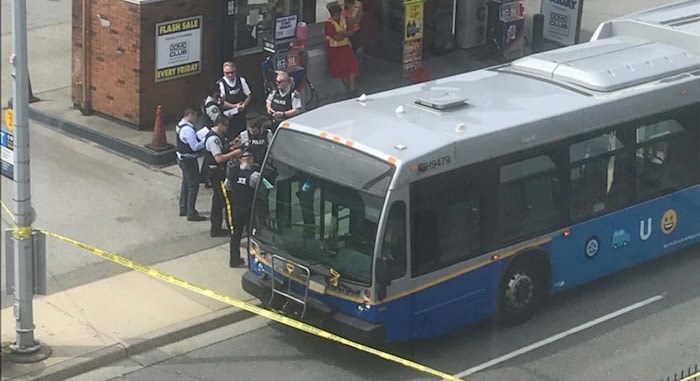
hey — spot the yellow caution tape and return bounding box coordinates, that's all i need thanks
[1,202,31,238]
[41,229,464,381]
[1,200,13,218]
[13,225,32,239]
[679,371,700,381]
[1,199,461,379]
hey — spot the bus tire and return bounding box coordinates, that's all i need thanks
[497,255,547,326]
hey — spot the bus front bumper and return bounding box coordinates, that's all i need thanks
[242,270,385,343]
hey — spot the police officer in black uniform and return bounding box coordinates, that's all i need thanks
[227,152,262,267]
[265,71,302,131]
[218,61,252,140]
[204,116,243,237]
[238,119,273,169]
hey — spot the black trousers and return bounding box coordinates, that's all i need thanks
[227,112,247,140]
[210,169,233,232]
[230,207,251,262]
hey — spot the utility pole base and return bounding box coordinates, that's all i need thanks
[1,341,52,363]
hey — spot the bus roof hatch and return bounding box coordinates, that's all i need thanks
[414,90,469,111]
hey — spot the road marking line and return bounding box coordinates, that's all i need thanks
[454,294,665,378]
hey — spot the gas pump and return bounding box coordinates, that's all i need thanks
[487,0,525,59]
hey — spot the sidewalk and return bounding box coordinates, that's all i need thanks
[1,243,256,381]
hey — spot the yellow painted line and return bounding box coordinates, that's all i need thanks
[37,227,464,381]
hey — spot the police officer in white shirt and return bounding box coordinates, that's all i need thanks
[265,71,302,131]
[176,107,206,221]
[218,61,252,139]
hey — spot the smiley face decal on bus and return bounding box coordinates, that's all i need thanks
[661,209,677,234]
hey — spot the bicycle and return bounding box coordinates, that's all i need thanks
[261,56,319,111]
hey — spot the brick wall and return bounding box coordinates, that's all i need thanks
[72,0,142,125]
[72,0,222,130]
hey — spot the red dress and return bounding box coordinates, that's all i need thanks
[324,18,359,79]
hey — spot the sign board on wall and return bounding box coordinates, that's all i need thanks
[541,0,582,46]
[404,0,424,42]
[275,14,297,40]
[155,16,203,82]
[403,0,425,71]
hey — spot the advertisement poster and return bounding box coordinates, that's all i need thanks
[404,0,424,72]
[1,121,14,180]
[541,0,582,46]
[404,0,424,42]
[403,40,423,66]
[155,16,203,82]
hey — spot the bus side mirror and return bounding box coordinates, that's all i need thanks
[376,256,390,301]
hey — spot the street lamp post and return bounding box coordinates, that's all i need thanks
[7,0,49,360]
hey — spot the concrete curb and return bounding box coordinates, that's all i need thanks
[9,306,257,381]
[26,105,176,166]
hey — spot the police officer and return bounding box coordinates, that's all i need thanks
[202,83,224,128]
[176,108,207,221]
[265,71,302,131]
[238,119,273,169]
[199,84,225,188]
[218,61,252,139]
[204,116,243,237]
[227,152,262,267]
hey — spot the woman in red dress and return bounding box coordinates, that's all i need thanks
[324,4,359,95]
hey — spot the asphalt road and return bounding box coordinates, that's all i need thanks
[76,244,699,381]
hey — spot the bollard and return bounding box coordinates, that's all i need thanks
[532,13,545,53]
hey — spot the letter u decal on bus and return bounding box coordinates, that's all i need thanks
[640,218,652,241]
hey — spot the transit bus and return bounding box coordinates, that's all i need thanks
[241,0,700,343]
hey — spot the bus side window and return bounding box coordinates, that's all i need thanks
[381,201,407,280]
[568,131,632,222]
[635,118,693,200]
[500,155,562,243]
[410,169,484,277]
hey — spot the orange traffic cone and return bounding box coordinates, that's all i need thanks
[145,105,173,151]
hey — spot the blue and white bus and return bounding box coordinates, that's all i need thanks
[241,0,700,343]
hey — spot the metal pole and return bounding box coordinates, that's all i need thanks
[10,0,40,354]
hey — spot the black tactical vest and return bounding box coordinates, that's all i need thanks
[175,121,197,156]
[219,77,247,105]
[230,168,255,209]
[270,89,293,113]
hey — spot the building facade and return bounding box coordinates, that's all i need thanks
[71,0,474,130]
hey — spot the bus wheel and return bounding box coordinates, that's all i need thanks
[498,260,544,326]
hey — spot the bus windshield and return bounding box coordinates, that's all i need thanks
[251,130,394,285]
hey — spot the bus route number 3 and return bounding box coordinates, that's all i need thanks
[417,156,451,172]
